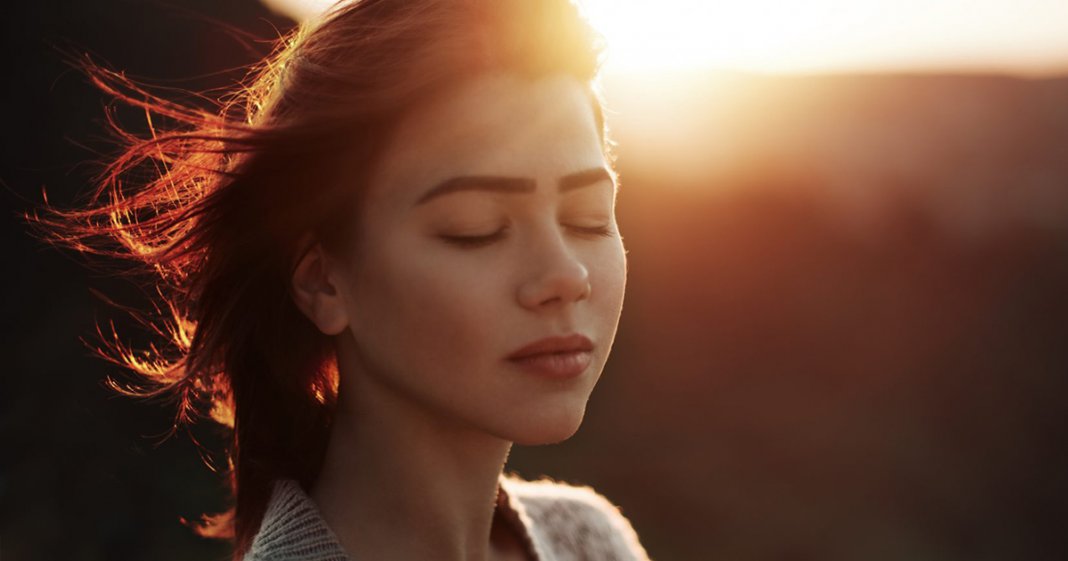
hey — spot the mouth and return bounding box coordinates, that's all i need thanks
[506,334,595,378]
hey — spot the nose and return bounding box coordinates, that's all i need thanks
[516,231,592,310]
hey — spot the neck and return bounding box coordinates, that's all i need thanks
[310,344,515,561]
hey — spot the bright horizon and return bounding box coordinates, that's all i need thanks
[579,0,1068,76]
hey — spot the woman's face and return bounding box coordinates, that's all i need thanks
[333,73,626,445]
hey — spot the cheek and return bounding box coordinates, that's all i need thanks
[352,242,502,373]
[591,241,627,318]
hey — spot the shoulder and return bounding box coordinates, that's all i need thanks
[500,473,652,561]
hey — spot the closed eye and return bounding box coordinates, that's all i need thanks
[440,224,617,249]
[440,229,507,248]
[569,224,616,238]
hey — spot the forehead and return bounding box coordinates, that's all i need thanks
[367,73,606,209]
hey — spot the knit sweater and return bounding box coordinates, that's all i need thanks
[242,472,652,561]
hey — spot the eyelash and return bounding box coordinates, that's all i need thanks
[441,225,616,248]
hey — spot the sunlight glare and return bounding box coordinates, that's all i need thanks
[577,0,1068,75]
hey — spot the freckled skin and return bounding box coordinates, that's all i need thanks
[335,72,627,445]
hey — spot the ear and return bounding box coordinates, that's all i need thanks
[290,240,350,336]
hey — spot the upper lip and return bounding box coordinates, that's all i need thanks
[507,334,594,360]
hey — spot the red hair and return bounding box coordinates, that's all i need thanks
[27,0,610,557]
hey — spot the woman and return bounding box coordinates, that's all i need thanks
[32,0,649,559]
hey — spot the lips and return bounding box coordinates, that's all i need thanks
[506,334,594,360]
[506,334,595,378]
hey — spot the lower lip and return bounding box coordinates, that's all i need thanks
[508,351,593,379]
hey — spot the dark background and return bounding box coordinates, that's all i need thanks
[3,1,1067,560]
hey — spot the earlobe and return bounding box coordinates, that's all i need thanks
[290,241,350,336]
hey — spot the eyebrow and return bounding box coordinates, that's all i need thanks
[413,166,613,207]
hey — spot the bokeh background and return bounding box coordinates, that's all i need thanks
[3,1,1067,559]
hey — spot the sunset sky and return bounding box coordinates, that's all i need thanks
[265,0,1068,76]
[579,0,1068,75]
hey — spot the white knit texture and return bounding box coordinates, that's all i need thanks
[244,479,350,561]
[502,476,651,561]
[242,473,652,560]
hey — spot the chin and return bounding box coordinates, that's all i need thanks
[504,402,588,446]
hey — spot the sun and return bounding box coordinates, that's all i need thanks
[577,0,834,73]
[576,0,1068,76]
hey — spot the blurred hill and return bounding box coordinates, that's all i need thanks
[510,71,1068,561]
[604,71,1068,240]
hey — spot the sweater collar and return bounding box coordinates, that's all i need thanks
[248,474,539,560]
